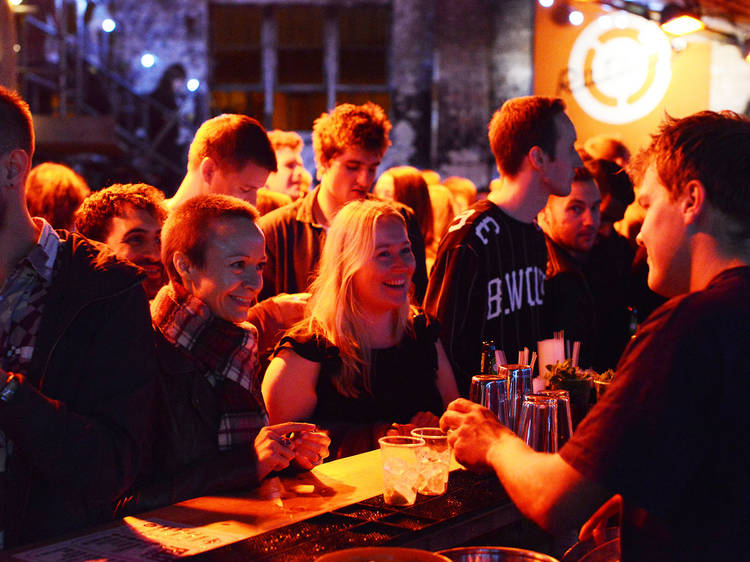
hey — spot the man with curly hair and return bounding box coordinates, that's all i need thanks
[75,183,167,299]
[258,102,427,302]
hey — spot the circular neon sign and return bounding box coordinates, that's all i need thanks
[567,11,672,124]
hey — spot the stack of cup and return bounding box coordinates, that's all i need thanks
[500,364,532,433]
[538,389,574,449]
[469,374,509,425]
[517,394,558,453]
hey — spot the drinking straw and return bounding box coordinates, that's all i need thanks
[572,341,581,367]
[496,349,507,366]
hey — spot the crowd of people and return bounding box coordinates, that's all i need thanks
[0,82,748,561]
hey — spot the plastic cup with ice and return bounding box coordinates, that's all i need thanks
[411,427,450,496]
[378,436,424,505]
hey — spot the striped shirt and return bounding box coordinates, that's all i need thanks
[424,200,547,395]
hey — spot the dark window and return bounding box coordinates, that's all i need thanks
[209,2,390,129]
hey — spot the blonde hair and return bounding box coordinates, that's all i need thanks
[296,199,412,398]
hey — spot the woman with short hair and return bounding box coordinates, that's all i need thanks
[119,194,329,514]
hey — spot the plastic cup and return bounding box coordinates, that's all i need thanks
[378,436,425,506]
[410,427,450,496]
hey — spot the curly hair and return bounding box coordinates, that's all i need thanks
[488,96,566,177]
[312,102,391,169]
[74,183,167,242]
[26,162,90,230]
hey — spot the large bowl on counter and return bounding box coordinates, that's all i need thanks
[437,546,559,561]
[316,546,452,561]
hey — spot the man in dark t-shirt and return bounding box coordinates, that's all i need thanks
[425,96,582,395]
[441,110,750,560]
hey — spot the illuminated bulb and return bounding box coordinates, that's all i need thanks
[661,13,704,36]
[539,0,554,7]
[187,78,200,92]
[569,10,584,26]
[9,0,22,6]
[12,44,20,53]
[140,53,156,68]
[101,18,116,33]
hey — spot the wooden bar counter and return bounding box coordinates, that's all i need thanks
[7,451,521,561]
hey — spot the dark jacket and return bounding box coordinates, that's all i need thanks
[543,235,598,367]
[0,232,157,548]
[116,331,261,516]
[258,191,429,303]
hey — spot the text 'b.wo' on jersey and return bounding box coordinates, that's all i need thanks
[424,200,547,393]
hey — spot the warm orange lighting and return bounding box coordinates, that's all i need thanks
[661,14,705,35]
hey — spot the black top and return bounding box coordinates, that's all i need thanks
[560,266,750,561]
[277,312,444,457]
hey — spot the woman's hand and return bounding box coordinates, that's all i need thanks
[291,430,331,470]
[254,422,319,480]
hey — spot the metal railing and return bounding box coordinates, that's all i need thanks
[15,5,190,180]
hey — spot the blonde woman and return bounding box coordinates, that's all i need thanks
[262,200,458,458]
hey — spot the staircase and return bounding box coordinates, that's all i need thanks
[13,1,194,192]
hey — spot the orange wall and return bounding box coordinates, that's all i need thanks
[534,3,710,152]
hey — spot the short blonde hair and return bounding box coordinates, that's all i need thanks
[268,130,303,152]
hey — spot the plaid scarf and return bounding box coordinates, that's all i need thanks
[151,285,268,450]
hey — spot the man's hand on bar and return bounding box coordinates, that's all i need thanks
[440,398,511,472]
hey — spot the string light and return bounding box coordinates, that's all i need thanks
[140,53,156,68]
[569,10,584,26]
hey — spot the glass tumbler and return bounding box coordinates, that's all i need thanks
[501,364,533,433]
[517,394,558,453]
[538,389,574,449]
[469,374,509,426]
